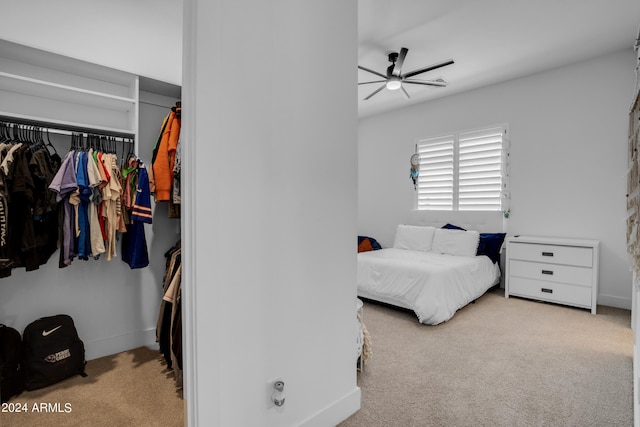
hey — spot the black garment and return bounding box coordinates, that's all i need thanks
[171,293,182,370]
[1,145,60,276]
[7,146,38,271]
[30,149,60,266]
[157,244,181,370]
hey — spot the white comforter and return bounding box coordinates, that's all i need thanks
[357,248,500,325]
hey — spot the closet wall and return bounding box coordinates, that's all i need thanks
[0,0,182,360]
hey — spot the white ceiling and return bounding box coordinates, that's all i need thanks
[358,0,640,118]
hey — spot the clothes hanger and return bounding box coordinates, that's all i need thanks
[17,124,26,143]
[28,126,42,152]
[16,124,23,143]
[43,128,58,156]
[0,122,7,143]
[121,138,135,167]
[10,124,18,143]
[70,132,81,152]
[16,124,26,144]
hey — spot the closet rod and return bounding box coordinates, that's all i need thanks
[0,115,135,140]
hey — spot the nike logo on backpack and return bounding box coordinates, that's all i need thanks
[42,326,62,336]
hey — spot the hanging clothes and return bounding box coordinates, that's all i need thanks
[151,104,181,202]
[48,133,137,268]
[172,134,182,207]
[121,159,152,269]
[87,148,106,258]
[0,128,61,276]
[156,241,182,389]
[102,152,123,261]
[75,150,92,260]
[0,123,146,273]
[0,154,9,269]
[151,102,182,218]
[49,150,79,267]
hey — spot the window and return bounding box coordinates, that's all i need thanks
[416,125,508,211]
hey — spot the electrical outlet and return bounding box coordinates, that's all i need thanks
[266,377,284,408]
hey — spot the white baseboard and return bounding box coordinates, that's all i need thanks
[298,387,361,427]
[84,327,158,360]
[598,294,632,311]
[635,342,639,427]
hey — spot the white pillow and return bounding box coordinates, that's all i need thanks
[431,228,480,257]
[393,225,436,251]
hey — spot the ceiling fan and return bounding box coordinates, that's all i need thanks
[358,47,454,100]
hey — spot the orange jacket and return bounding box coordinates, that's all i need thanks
[152,111,181,201]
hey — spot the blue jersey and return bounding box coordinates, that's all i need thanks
[122,161,152,269]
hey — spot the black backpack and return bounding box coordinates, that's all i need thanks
[22,314,87,391]
[0,324,24,403]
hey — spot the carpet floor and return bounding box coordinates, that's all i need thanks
[341,287,633,427]
[1,287,633,426]
[1,346,183,427]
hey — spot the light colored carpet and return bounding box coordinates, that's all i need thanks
[341,287,633,427]
[1,287,632,426]
[1,346,183,427]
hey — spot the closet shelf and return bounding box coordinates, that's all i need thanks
[0,71,136,112]
[0,39,139,140]
[0,110,135,138]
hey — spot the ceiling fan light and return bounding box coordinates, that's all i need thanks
[386,77,402,90]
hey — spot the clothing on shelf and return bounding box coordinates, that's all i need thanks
[0,123,61,277]
[151,102,182,218]
[156,240,183,390]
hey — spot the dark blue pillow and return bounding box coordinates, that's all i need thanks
[442,223,465,230]
[440,224,505,263]
[477,233,506,264]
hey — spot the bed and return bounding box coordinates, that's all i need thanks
[357,213,505,325]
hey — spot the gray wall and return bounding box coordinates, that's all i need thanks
[181,1,360,425]
[358,48,636,309]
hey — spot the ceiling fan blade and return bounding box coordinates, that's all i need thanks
[358,80,387,85]
[358,65,388,80]
[363,84,387,100]
[403,59,454,79]
[401,86,411,99]
[403,78,448,87]
[393,47,408,77]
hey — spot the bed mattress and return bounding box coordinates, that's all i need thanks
[357,248,500,325]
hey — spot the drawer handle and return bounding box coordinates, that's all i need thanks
[541,251,554,257]
[541,270,554,275]
[541,288,553,294]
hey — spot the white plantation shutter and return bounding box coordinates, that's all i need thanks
[417,135,454,210]
[417,125,506,211]
[458,127,504,211]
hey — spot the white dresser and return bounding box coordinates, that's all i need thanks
[505,236,599,314]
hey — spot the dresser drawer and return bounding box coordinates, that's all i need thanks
[509,277,592,308]
[508,242,593,267]
[509,260,592,287]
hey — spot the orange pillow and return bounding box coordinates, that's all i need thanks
[358,239,374,253]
